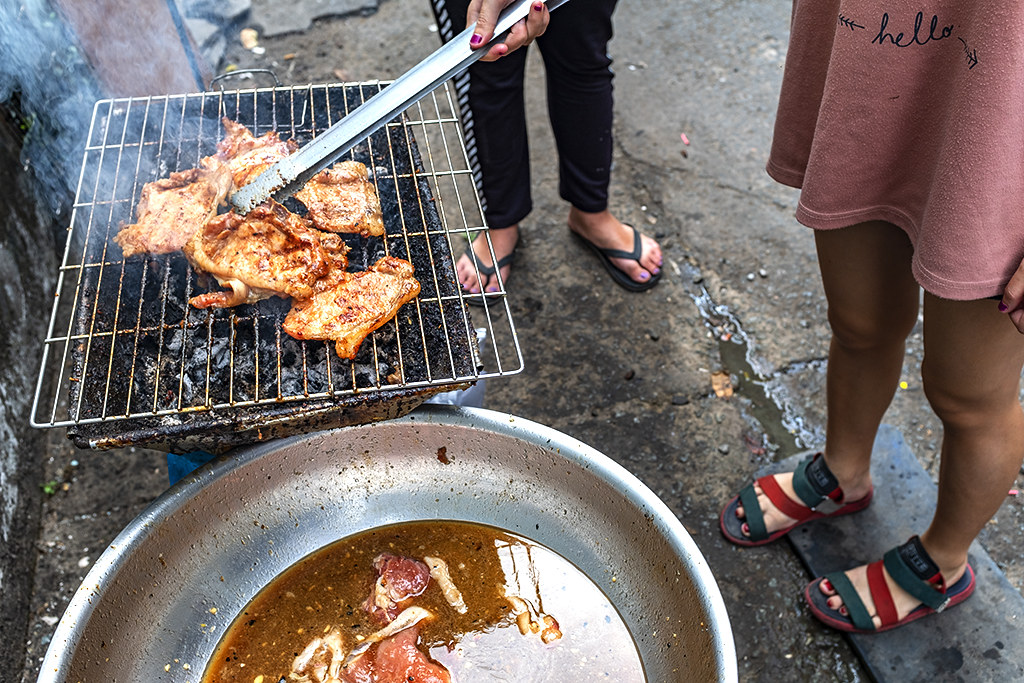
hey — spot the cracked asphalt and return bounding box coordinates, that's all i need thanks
[7,1,1024,681]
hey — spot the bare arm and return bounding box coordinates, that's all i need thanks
[468,0,550,61]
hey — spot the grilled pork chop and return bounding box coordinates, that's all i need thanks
[184,200,349,309]
[201,117,298,191]
[282,256,420,359]
[295,160,386,237]
[114,167,230,257]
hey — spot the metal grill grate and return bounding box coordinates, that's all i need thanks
[32,80,522,436]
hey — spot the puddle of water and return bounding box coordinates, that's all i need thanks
[687,279,823,460]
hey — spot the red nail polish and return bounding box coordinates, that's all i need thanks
[999,301,1009,312]
[470,33,482,46]
[533,2,544,10]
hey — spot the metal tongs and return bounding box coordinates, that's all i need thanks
[229,0,571,214]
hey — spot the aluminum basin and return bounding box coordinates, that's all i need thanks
[39,405,737,681]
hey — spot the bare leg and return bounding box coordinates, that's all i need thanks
[820,293,1024,625]
[455,225,520,294]
[922,294,1024,559]
[736,221,919,536]
[567,207,662,286]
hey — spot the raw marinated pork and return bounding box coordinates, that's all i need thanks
[291,616,449,683]
[361,554,432,623]
[291,628,346,682]
[370,626,451,683]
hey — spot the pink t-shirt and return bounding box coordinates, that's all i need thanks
[767,1,1024,300]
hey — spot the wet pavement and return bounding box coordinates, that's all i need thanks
[8,1,1024,681]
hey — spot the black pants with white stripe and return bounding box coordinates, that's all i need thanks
[430,0,619,228]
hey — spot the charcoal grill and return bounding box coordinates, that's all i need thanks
[32,80,522,453]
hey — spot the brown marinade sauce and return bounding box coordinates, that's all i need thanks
[204,520,646,682]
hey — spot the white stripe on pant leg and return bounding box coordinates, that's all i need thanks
[431,0,485,204]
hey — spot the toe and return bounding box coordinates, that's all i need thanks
[638,232,662,275]
[462,229,517,294]
[629,265,654,285]
[455,253,483,293]
[608,254,654,285]
[483,261,513,293]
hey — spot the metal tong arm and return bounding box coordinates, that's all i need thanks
[229,0,570,214]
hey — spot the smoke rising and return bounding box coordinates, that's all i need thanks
[1,2,102,218]
[0,0,247,221]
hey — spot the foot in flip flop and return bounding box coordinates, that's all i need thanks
[719,452,874,546]
[457,226,519,295]
[805,536,975,633]
[568,208,662,291]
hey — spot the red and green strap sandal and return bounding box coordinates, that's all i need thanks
[719,452,873,546]
[805,535,976,633]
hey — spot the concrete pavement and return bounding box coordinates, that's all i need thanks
[9,1,1024,681]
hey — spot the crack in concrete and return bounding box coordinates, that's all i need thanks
[610,140,825,458]
[681,270,824,456]
[612,134,795,212]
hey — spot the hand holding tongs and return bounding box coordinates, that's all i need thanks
[229,0,571,214]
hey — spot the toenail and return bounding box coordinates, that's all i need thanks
[821,578,833,592]
[741,523,749,534]
[638,272,650,280]
[839,606,848,616]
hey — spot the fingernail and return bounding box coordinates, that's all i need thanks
[470,33,482,46]
[999,301,1009,312]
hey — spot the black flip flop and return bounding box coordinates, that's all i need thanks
[462,242,514,307]
[572,224,661,292]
